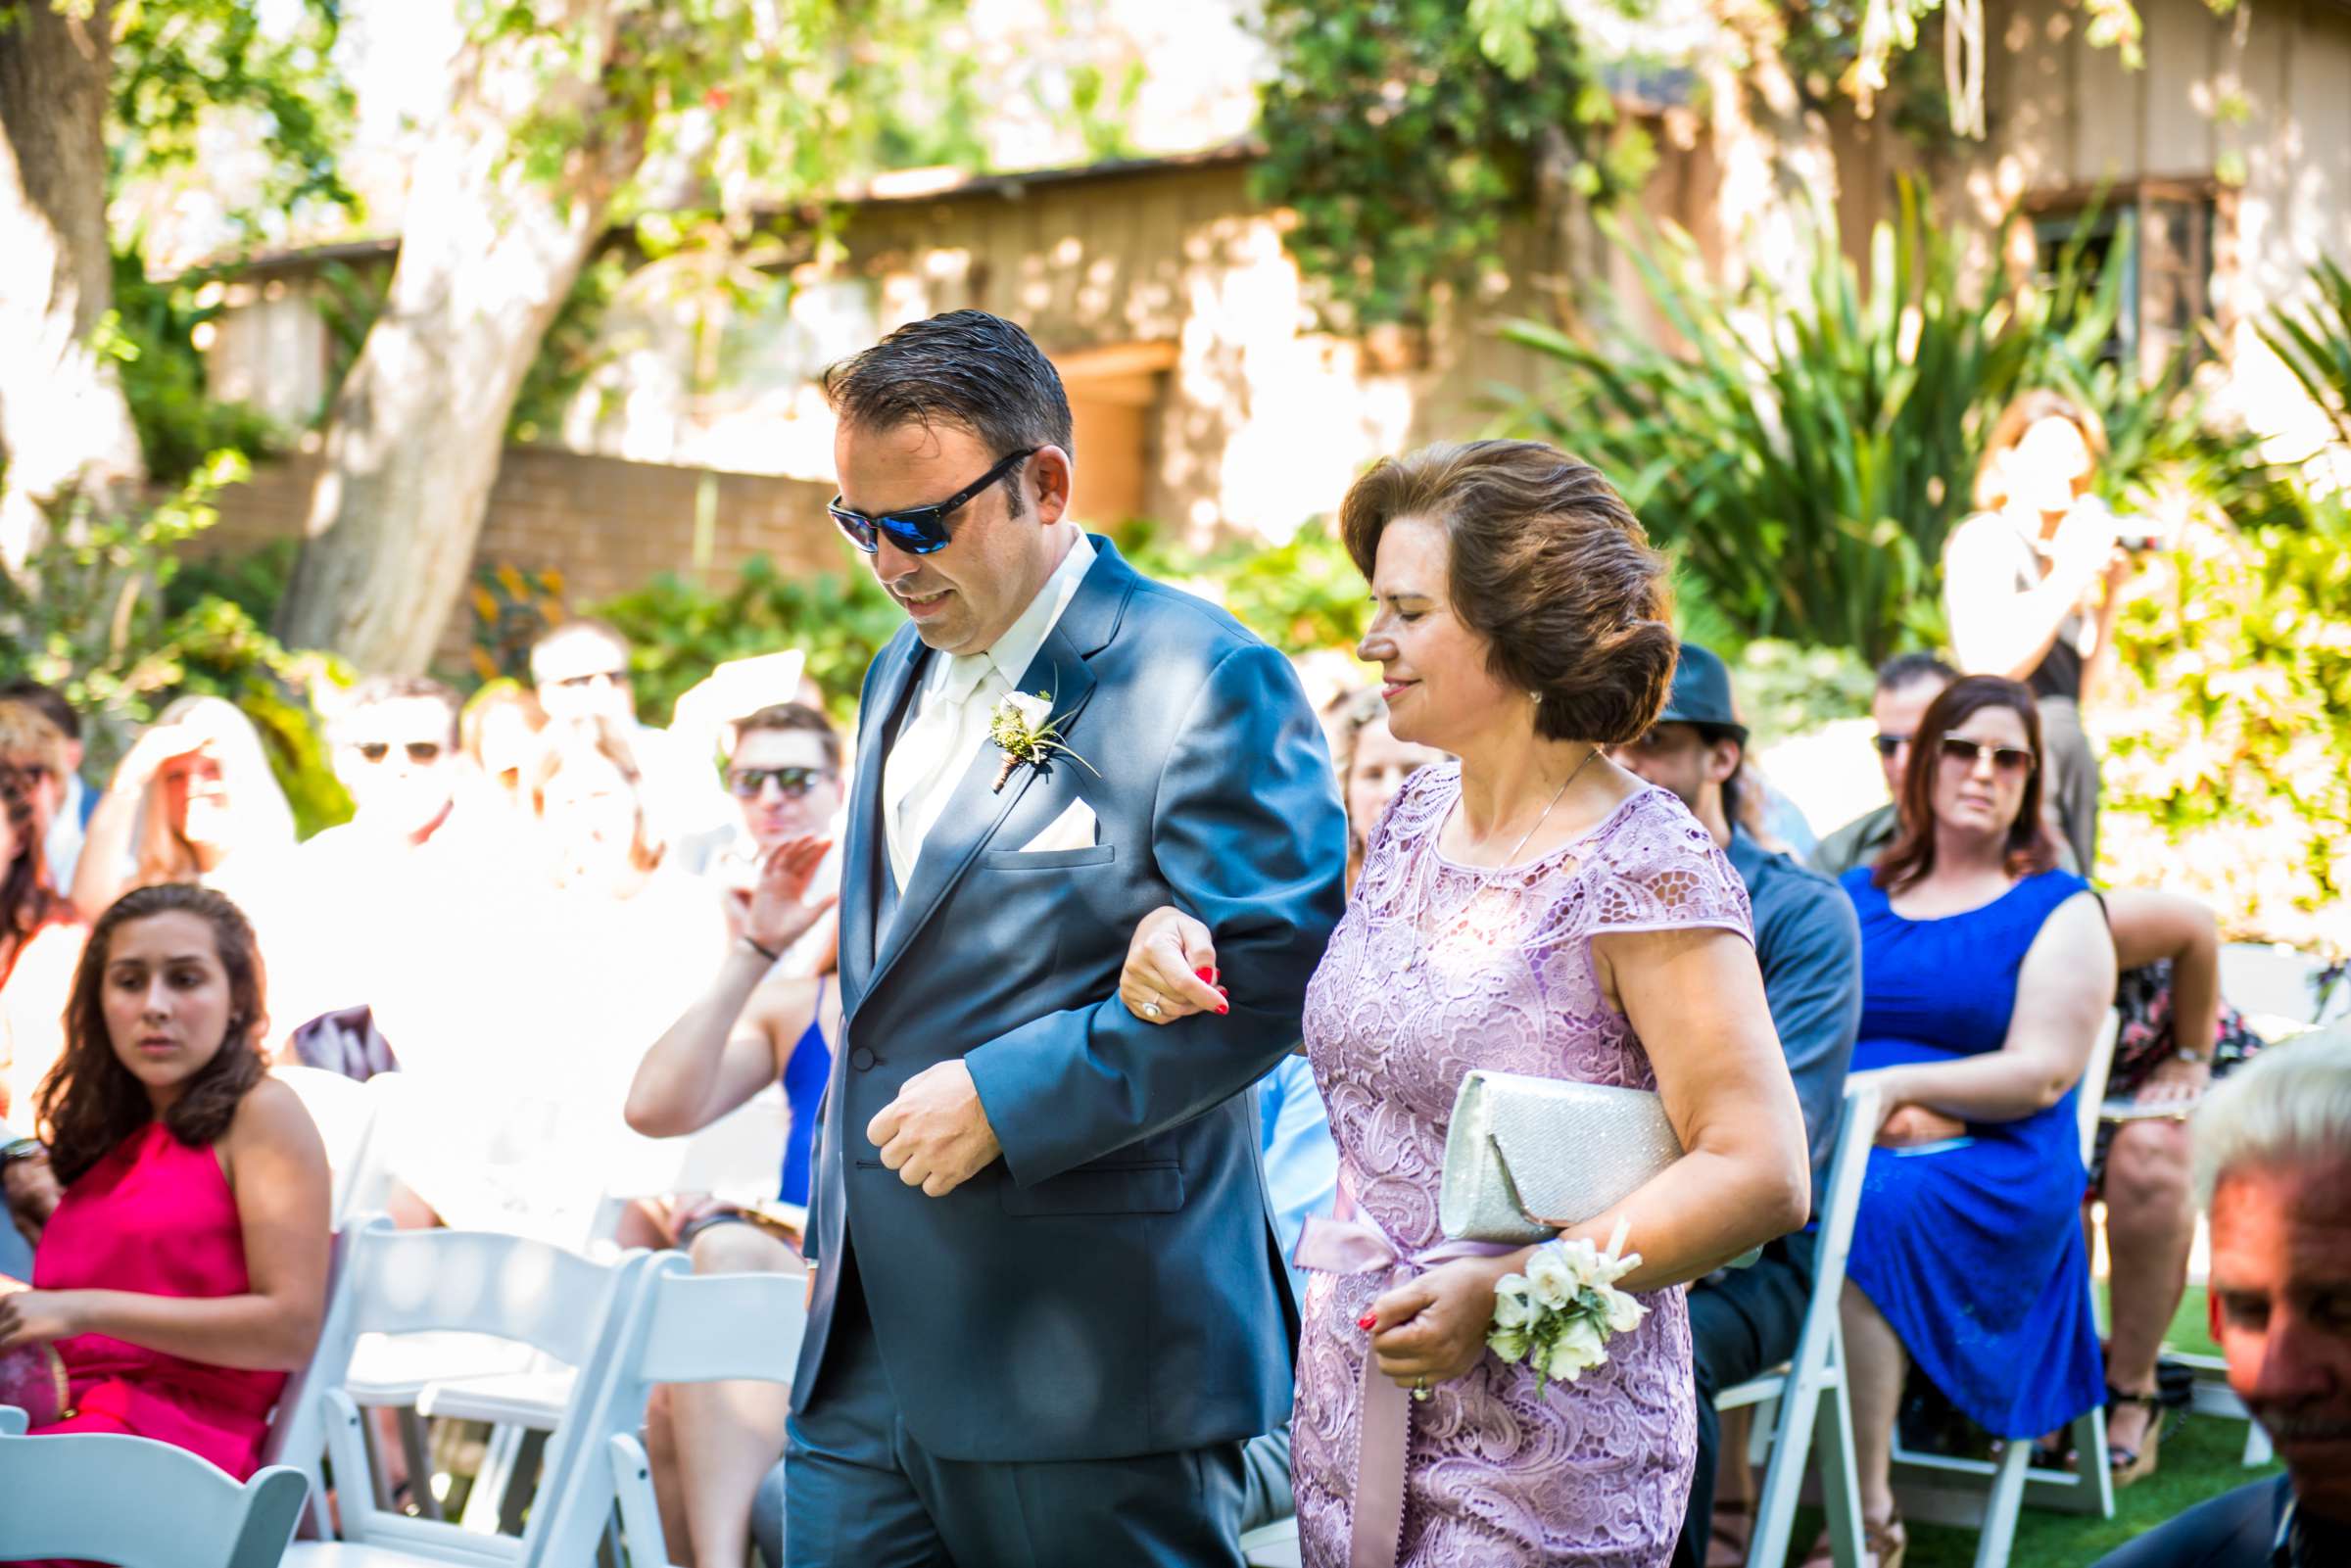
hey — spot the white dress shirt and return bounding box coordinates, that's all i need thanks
[882,533,1096,890]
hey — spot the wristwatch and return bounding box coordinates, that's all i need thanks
[2175,1049,2212,1066]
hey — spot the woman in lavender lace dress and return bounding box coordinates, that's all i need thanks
[1118,442,1811,1567]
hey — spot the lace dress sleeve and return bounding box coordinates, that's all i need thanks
[1585,790,1755,945]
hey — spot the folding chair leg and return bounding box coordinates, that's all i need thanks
[499,1429,549,1537]
[1972,1440,2033,1568]
[394,1407,442,1522]
[1809,1374,1866,1568]
[459,1423,523,1534]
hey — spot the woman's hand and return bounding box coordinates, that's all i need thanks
[2135,1054,2211,1109]
[744,836,835,955]
[113,721,205,787]
[1117,906,1225,1024]
[0,1288,86,1350]
[1877,1105,1969,1148]
[1366,1256,1511,1390]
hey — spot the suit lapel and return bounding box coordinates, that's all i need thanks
[841,633,928,1015]
[861,539,1132,1002]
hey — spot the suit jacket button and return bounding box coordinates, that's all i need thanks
[850,1047,878,1071]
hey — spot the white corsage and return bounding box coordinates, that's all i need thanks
[986,689,1096,793]
[1486,1217,1648,1388]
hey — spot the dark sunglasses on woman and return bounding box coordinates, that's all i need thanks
[829,447,1038,556]
[1938,736,2036,775]
[728,765,831,800]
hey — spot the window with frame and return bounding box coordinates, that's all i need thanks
[2026,179,2225,382]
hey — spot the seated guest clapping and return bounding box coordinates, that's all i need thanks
[1831,675,2116,1567]
[0,883,329,1479]
[687,702,846,977]
[626,834,836,1568]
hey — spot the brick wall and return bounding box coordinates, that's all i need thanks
[195,446,844,671]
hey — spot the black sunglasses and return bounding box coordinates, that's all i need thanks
[1871,733,1912,759]
[829,448,1038,556]
[727,765,833,800]
[1938,736,2036,775]
[356,741,446,765]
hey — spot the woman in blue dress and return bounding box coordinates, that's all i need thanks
[1831,676,2116,1568]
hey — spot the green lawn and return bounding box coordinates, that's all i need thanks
[1779,1287,2281,1567]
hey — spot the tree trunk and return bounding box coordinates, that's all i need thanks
[0,0,147,573]
[275,9,645,672]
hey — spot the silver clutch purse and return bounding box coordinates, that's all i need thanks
[1437,1068,1684,1244]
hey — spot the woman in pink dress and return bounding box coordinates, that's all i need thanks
[1119,442,1811,1566]
[0,881,329,1480]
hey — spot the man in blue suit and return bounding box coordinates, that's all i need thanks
[779,309,1348,1566]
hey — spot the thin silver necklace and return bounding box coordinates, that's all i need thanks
[1502,744,1604,866]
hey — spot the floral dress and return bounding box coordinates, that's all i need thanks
[1294,768,1753,1567]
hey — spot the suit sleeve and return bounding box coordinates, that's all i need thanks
[963,641,1349,1186]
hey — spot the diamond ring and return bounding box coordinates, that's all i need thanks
[1141,999,1162,1019]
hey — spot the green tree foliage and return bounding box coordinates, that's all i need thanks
[108,0,357,228]
[1501,183,2285,661]
[0,458,349,830]
[2258,255,2351,449]
[1250,0,1652,332]
[103,237,281,484]
[593,547,906,726]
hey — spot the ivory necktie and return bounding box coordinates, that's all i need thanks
[882,650,998,890]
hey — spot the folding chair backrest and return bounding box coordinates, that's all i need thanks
[257,1218,362,1539]
[289,1217,650,1565]
[1808,1081,1883,1321]
[2078,1008,2122,1167]
[273,1065,377,1221]
[633,1257,808,1384]
[532,1253,810,1565]
[0,1429,308,1568]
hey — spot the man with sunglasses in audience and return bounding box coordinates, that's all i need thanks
[682,701,847,974]
[1812,652,2078,880]
[531,616,731,850]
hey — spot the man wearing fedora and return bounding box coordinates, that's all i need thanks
[1614,641,1864,1568]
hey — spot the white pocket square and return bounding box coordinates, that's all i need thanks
[1015,798,1098,854]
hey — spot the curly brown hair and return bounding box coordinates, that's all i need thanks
[38,883,270,1187]
[1872,675,2061,894]
[1338,440,1678,746]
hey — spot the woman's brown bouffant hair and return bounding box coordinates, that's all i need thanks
[38,882,270,1188]
[1338,441,1677,746]
[1872,675,2061,894]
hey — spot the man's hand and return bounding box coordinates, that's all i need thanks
[867,1061,1001,1197]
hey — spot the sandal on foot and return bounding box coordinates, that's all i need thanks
[1800,1514,1905,1568]
[2106,1382,2163,1488]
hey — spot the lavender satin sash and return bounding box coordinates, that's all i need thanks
[1293,1192,1516,1568]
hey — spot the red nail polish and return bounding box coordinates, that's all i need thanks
[1216,1003,1229,1016]
[1357,1312,1377,1331]
[1196,967,1216,984]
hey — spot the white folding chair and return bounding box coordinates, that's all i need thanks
[0,1408,309,1567]
[1887,1009,2121,1568]
[275,1065,383,1225]
[540,1250,809,1567]
[265,1215,651,1567]
[1714,1080,1883,1568]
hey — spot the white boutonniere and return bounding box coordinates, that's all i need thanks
[987,689,1097,793]
[1485,1217,1648,1390]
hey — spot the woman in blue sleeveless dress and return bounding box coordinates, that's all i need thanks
[1829,677,2115,1568]
[626,834,839,1568]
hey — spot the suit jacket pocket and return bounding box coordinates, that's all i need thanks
[999,1159,1182,1216]
[979,845,1118,871]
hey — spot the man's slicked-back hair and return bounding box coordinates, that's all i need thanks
[821,310,1076,500]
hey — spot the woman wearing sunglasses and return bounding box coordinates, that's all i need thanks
[1820,675,2118,1568]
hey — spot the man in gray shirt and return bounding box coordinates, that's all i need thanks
[1616,642,1862,1568]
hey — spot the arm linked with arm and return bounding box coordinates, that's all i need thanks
[965,641,1348,1186]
